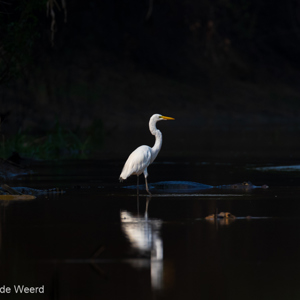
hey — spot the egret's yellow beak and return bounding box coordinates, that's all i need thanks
[160,116,175,120]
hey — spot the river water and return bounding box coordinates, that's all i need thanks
[0,159,300,299]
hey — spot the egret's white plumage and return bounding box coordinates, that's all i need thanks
[119,114,174,194]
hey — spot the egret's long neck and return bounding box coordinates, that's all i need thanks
[149,120,163,163]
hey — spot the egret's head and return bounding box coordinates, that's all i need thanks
[151,114,175,122]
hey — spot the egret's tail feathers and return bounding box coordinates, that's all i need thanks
[119,169,130,181]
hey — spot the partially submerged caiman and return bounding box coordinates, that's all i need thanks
[0,184,64,200]
[127,180,269,193]
[215,181,269,190]
[0,158,64,200]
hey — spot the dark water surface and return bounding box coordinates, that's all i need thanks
[1,159,300,299]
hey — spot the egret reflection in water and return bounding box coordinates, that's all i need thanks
[120,198,164,290]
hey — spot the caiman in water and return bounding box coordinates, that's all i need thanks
[0,184,65,200]
[215,181,269,190]
[124,180,269,193]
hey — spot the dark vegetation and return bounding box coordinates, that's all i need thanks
[1,0,300,159]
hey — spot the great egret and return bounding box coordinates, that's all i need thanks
[119,114,175,194]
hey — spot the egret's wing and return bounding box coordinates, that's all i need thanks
[120,146,152,180]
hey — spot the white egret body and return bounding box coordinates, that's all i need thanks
[119,114,174,194]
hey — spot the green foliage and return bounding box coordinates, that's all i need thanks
[0,120,104,160]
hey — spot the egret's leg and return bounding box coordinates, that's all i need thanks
[145,178,152,195]
[137,175,139,195]
[144,169,152,195]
